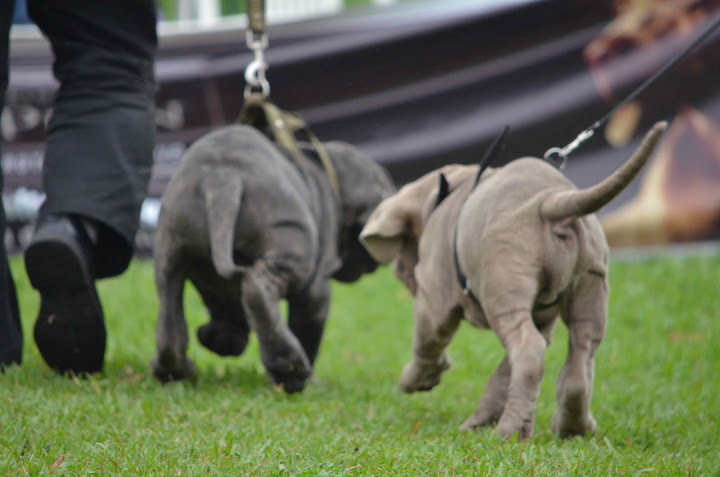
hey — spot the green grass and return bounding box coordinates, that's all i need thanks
[2,251,720,475]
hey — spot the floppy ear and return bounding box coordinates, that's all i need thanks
[359,198,408,265]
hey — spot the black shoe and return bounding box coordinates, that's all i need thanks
[0,260,23,370]
[25,215,106,375]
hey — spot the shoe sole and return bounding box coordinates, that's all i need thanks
[25,236,106,375]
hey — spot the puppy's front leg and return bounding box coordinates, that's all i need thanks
[461,318,557,431]
[399,285,461,393]
[287,279,331,365]
[241,265,312,393]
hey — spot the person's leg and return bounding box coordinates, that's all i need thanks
[0,0,24,370]
[28,0,158,277]
[24,0,157,374]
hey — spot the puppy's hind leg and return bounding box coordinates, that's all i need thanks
[478,265,548,441]
[552,273,607,438]
[461,320,556,431]
[487,308,547,441]
[152,250,196,382]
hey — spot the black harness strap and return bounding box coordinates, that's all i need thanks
[453,225,470,295]
[432,126,508,212]
[434,173,450,210]
[436,126,508,297]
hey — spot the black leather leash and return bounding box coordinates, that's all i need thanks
[447,13,720,298]
[544,14,720,170]
[430,14,720,300]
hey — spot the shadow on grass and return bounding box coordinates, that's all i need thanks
[9,354,274,397]
[108,356,273,389]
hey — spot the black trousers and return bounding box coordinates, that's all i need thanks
[1,0,22,367]
[1,0,158,366]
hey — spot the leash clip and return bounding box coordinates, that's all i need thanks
[244,30,270,99]
[543,128,594,170]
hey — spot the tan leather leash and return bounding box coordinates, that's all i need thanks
[238,0,341,202]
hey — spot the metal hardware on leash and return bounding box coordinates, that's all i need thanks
[543,128,595,171]
[244,30,270,99]
[543,14,720,169]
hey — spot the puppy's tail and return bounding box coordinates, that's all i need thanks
[540,121,667,222]
[202,167,247,279]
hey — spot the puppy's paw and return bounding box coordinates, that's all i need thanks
[552,384,597,438]
[398,354,451,393]
[151,350,196,383]
[552,411,597,438]
[197,322,249,356]
[266,353,313,394]
[459,408,502,431]
[495,416,534,442]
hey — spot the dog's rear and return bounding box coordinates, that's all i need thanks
[153,123,395,391]
[360,121,667,440]
[458,121,667,309]
[152,125,317,382]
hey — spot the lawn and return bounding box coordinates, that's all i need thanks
[1,250,719,475]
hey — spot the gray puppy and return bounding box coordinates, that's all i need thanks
[359,122,666,439]
[152,124,394,392]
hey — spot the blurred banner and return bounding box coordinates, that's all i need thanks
[4,0,720,254]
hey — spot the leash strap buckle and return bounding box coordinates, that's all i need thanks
[543,128,594,170]
[244,30,270,99]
